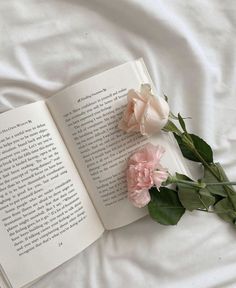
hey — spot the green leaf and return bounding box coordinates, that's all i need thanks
[148,187,185,225]
[189,134,213,163]
[202,165,227,197]
[177,182,215,211]
[177,184,201,211]
[174,133,199,162]
[174,133,213,163]
[214,163,236,194]
[162,120,180,134]
[229,194,236,211]
[206,163,236,219]
[169,111,179,120]
[178,113,187,133]
[214,198,236,224]
[175,172,193,182]
[203,163,236,198]
[199,188,216,207]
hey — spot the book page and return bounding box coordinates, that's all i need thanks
[47,59,189,230]
[0,102,104,288]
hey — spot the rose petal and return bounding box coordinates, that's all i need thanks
[150,96,170,120]
[118,84,169,136]
[140,83,152,98]
[141,98,169,135]
[127,89,144,101]
[133,98,146,122]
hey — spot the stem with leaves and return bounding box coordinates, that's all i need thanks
[148,107,236,226]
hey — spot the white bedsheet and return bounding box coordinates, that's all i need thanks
[1,1,236,287]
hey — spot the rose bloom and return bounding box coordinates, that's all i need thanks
[127,143,168,208]
[118,84,169,136]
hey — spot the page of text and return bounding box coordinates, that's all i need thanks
[0,102,104,288]
[47,59,187,229]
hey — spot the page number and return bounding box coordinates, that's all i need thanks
[58,242,63,247]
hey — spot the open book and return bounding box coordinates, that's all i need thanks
[0,59,189,288]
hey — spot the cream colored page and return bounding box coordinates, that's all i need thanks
[47,59,188,230]
[0,102,104,288]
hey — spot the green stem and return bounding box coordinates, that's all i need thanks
[188,141,236,209]
[165,117,236,195]
[175,117,236,211]
[168,178,205,188]
[168,178,236,189]
[206,181,236,186]
[164,120,212,172]
[163,120,182,136]
[182,135,230,188]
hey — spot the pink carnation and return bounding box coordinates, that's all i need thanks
[127,143,168,208]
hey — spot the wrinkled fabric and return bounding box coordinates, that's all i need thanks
[1,1,236,288]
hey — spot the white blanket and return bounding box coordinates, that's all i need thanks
[1,1,236,287]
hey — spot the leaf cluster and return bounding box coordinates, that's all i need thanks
[148,113,236,226]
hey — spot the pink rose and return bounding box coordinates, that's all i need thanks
[127,143,168,208]
[118,84,169,136]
